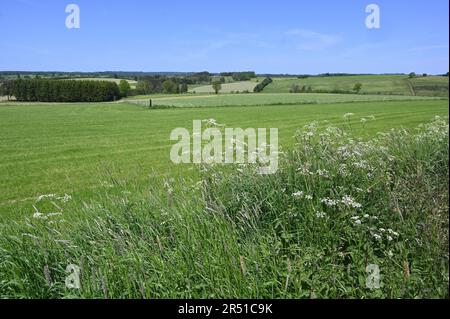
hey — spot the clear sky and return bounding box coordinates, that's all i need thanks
[0,0,448,74]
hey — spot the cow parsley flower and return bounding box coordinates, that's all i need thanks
[316,169,330,178]
[292,191,304,198]
[315,211,326,218]
[373,233,382,241]
[341,195,362,209]
[320,197,338,207]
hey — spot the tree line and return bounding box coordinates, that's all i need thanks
[7,79,121,102]
[253,77,273,93]
[134,77,189,95]
[219,71,256,81]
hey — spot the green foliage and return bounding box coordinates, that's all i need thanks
[134,77,189,95]
[3,81,13,99]
[119,80,131,97]
[162,79,177,94]
[290,84,306,93]
[220,71,256,81]
[212,81,222,94]
[353,83,363,93]
[11,79,120,102]
[253,77,273,93]
[180,83,189,94]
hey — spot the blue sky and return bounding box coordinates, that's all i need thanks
[0,0,448,74]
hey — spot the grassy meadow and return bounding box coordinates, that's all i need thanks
[0,75,448,298]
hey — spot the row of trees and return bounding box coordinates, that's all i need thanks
[254,77,273,93]
[220,71,256,81]
[10,79,121,102]
[134,78,189,95]
[0,81,13,100]
[132,72,257,95]
[289,83,363,94]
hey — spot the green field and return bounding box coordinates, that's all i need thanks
[0,98,448,218]
[131,92,442,108]
[263,75,449,96]
[0,75,449,298]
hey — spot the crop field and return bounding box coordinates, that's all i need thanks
[129,92,443,108]
[263,75,449,96]
[408,76,450,97]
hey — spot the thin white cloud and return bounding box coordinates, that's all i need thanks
[286,29,342,50]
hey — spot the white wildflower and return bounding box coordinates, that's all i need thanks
[316,169,330,178]
[320,197,338,207]
[37,194,57,202]
[387,229,399,237]
[373,233,382,241]
[315,211,326,218]
[297,163,313,175]
[59,194,72,203]
[341,195,362,209]
[292,191,304,198]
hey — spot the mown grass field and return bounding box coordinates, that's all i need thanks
[0,98,448,220]
[135,92,442,108]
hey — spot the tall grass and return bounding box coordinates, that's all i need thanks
[0,116,448,298]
